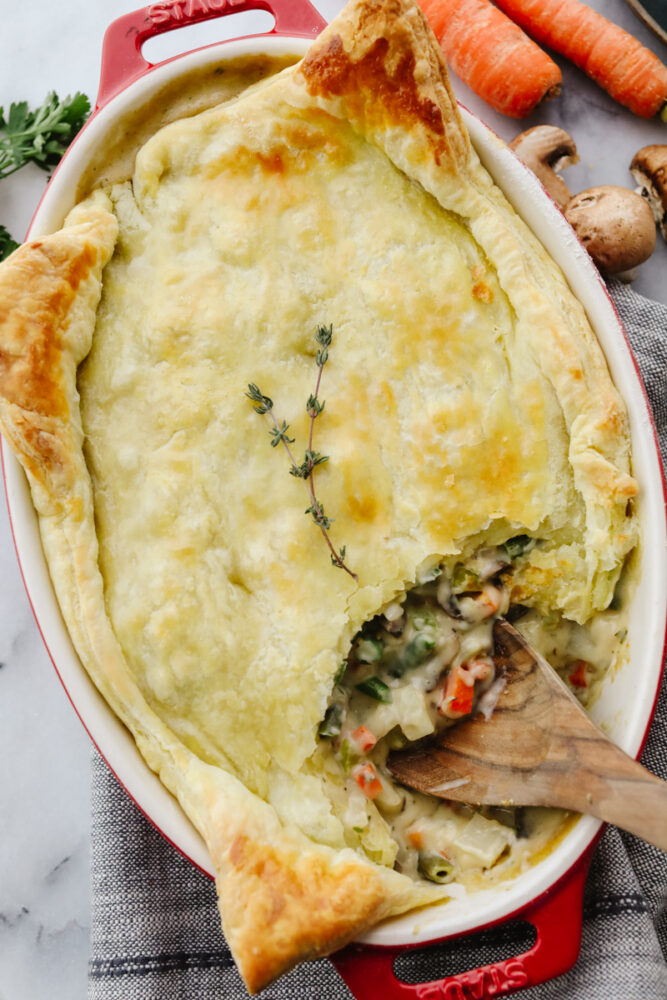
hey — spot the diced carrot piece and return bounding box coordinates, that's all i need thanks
[438,665,475,718]
[351,725,377,754]
[450,688,474,715]
[353,763,383,800]
[408,829,424,850]
[568,660,589,688]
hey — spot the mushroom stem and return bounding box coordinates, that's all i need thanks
[509,126,579,211]
[630,144,667,243]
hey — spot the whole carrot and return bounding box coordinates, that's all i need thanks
[495,0,667,119]
[418,0,562,118]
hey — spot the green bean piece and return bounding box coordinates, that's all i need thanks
[503,535,536,560]
[387,633,435,677]
[355,676,393,703]
[318,702,343,739]
[340,738,355,773]
[418,852,454,884]
[333,660,348,686]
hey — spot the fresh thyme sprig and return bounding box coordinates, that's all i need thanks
[246,325,357,580]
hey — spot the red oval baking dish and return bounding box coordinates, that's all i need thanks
[2,2,666,997]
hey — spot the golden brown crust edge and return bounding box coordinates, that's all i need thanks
[0,205,118,498]
[297,0,470,173]
[176,762,438,995]
[217,835,387,993]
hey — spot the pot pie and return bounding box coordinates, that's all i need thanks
[0,0,638,991]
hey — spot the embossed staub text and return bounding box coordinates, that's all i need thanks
[148,0,249,26]
[415,959,529,1000]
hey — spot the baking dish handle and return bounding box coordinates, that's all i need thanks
[331,849,592,1000]
[97,0,327,108]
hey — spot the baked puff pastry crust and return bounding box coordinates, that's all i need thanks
[0,0,637,992]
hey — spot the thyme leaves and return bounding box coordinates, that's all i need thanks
[246,325,356,580]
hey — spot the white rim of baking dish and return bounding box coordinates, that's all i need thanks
[2,30,666,952]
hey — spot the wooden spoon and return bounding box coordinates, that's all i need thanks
[387,619,667,852]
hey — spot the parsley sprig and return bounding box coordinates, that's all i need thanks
[0,225,19,261]
[0,92,90,180]
[0,91,91,261]
[246,325,357,580]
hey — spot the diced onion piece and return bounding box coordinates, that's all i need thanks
[375,779,404,814]
[353,763,383,800]
[361,701,399,740]
[453,812,513,868]
[393,684,436,740]
[359,807,399,867]
[357,638,383,663]
[343,782,370,830]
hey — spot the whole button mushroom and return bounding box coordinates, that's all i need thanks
[564,186,656,280]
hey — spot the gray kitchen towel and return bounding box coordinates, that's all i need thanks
[89,282,667,1000]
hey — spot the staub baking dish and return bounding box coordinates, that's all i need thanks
[2,1,666,997]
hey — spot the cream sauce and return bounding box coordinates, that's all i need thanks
[316,543,630,885]
[76,54,300,200]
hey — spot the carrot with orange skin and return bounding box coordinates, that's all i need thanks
[418,0,562,118]
[495,0,667,119]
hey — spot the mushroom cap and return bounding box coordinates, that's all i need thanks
[564,185,656,275]
[509,126,578,211]
[630,144,667,241]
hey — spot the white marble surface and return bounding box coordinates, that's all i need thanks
[0,1,665,997]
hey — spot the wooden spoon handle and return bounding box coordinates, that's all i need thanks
[492,622,667,851]
[549,735,667,852]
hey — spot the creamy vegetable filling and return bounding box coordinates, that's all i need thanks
[316,537,628,885]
